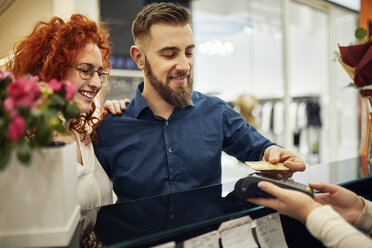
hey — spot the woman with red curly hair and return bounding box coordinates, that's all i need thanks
[6,14,115,210]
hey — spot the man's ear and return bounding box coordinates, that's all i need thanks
[130,45,145,70]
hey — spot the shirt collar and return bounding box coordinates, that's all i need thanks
[189,96,195,107]
[133,82,195,118]
[134,82,149,118]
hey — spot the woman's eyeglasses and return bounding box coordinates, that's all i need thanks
[74,63,109,83]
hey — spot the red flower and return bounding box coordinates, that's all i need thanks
[7,76,41,107]
[339,42,372,88]
[7,114,26,141]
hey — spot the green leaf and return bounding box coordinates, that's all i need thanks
[42,109,58,122]
[49,95,66,108]
[54,121,68,134]
[63,102,80,120]
[345,82,356,88]
[16,142,31,165]
[334,51,340,60]
[0,77,12,92]
[0,118,5,129]
[0,144,12,171]
[355,27,367,43]
[34,125,53,146]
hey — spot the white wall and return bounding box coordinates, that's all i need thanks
[0,0,99,60]
[0,0,53,59]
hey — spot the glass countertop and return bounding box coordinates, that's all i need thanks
[86,157,371,248]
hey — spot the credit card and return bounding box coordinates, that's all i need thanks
[245,161,289,170]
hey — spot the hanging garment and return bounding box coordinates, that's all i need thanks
[260,101,273,133]
[273,101,284,135]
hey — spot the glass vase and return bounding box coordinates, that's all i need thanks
[360,96,372,176]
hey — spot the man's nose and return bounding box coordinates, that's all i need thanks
[175,54,191,71]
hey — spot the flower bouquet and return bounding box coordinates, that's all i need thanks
[337,28,372,176]
[0,70,79,170]
[0,70,81,246]
[337,27,372,96]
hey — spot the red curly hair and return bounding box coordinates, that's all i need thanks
[6,14,111,144]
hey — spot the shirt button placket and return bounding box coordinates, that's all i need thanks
[164,119,175,190]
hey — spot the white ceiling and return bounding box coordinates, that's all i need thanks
[192,0,282,41]
[327,0,360,11]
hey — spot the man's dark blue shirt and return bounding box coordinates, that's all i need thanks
[94,83,274,202]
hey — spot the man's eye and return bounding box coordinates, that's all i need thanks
[186,52,193,56]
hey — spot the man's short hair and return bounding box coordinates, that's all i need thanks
[132,2,191,44]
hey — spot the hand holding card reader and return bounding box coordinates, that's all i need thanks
[234,174,314,200]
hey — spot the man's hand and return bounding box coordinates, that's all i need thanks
[311,182,365,225]
[247,181,321,223]
[261,145,306,178]
[103,99,130,117]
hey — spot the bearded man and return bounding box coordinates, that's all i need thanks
[94,2,305,202]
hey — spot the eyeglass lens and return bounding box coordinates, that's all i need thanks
[77,63,109,82]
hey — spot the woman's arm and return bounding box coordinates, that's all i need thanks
[310,182,365,225]
[247,181,320,223]
[247,182,372,248]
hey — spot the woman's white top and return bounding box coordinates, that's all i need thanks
[306,199,372,248]
[74,131,113,210]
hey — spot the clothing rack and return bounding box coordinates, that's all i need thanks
[243,95,322,164]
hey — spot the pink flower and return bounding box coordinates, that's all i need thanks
[31,97,44,109]
[4,97,18,118]
[0,70,14,81]
[3,98,18,120]
[7,76,41,107]
[47,79,63,92]
[63,81,76,100]
[3,98,14,111]
[7,115,26,141]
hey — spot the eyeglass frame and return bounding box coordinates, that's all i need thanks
[74,64,110,83]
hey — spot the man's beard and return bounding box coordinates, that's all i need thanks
[144,58,193,108]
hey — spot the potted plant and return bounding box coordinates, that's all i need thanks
[337,27,372,176]
[0,70,81,247]
[338,27,372,97]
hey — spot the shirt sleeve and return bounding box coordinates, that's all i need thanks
[221,103,275,162]
[306,205,372,248]
[354,198,372,235]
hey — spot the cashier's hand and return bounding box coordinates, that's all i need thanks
[247,181,321,223]
[310,182,365,225]
[261,145,305,179]
[103,99,130,117]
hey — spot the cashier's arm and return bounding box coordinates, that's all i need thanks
[261,145,306,178]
